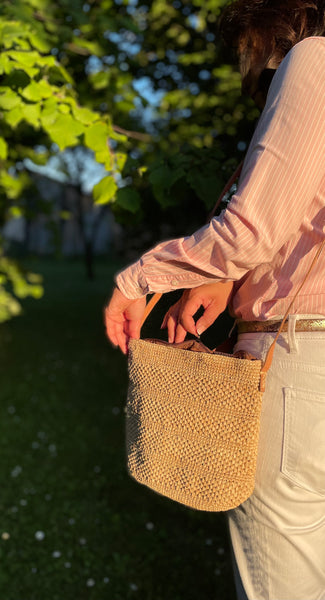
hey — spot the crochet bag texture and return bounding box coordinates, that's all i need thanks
[126,338,264,512]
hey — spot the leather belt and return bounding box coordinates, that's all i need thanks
[237,318,325,334]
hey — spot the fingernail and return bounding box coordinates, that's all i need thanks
[196,328,202,337]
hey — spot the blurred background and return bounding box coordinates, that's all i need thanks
[0,0,260,597]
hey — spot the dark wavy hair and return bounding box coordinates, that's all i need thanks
[220,0,325,101]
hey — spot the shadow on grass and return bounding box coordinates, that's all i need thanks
[0,258,236,600]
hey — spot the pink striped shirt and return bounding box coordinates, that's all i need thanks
[117,37,325,321]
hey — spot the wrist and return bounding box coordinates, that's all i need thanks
[115,265,148,299]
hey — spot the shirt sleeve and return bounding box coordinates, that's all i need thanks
[116,37,325,299]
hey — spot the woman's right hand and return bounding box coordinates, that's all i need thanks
[104,287,147,354]
[161,281,234,343]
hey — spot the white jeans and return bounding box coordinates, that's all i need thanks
[228,327,325,600]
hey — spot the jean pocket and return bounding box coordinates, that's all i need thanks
[281,387,325,496]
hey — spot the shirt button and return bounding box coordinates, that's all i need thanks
[171,279,179,286]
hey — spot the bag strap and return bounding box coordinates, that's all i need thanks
[141,161,244,326]
[207,160,244,222]
[259,238,325,391]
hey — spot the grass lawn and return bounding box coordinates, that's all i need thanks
[0,258,236,600]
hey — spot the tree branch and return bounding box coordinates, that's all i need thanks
[64,43,91,56]
[112,124,151,143]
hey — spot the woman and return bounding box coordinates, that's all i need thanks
[105,1,325,598]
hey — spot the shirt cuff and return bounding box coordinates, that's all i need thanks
[115,261,149,299]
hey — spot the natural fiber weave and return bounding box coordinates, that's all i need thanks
[126,338,263,512]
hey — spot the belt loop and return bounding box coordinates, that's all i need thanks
[287,314,298,354]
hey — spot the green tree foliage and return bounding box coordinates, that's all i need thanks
[54,0,259,227]
[0,0,260,318]
[0,0,126,318]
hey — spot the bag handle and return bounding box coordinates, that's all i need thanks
[140,165,325,392]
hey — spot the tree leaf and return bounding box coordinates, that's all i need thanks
[9,49,45,67]
[22,0,46,8]
[0,88,21,110]
[27,31,51,54]
[3,106,23,127]
[72,104,99,125]
[116,187,141,213]
[84,121,111,152]
[148,164,181,207]
[115,153,127,171]
[8,206,23,217]
[9,62,40,78]
[0,171,25,199]
[21,80,52,101]
[0,290,22,321]
[0,22,26,49]
[93,176,117,205]
[0,53,12,75]
[58,103,71,114]
[46,114,85,150]
[0,138,8,160]
[21,102,41,127]
[35,78,54,98]
[48,63,74,85]
[40,97,59,127]
[89,71,110,91]
[94,150,113,170]
[187,170,223,208]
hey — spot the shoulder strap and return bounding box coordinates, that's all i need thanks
[259,237,325,391]
[141,162,244,326]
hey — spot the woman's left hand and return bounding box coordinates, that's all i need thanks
[161,281,234,343]
[104,287,147,354]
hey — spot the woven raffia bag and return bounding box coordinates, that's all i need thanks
[127,337,264,511]
[125,164,325,512]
